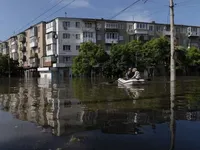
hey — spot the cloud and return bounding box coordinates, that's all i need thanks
[112,5,152,22]
[53,0,91,8]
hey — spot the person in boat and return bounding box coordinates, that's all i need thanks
[131,68,141,79]
[125,68,133,79]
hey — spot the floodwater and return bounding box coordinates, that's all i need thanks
[0,77,200,150]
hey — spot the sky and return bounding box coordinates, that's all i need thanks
[0,0,200,41]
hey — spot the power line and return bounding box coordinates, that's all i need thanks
[44,0,75,20]
[17,0,68,33]
[109,0,142,19]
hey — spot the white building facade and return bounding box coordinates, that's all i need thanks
[38,17,96,79]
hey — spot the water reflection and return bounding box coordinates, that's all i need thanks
[0,78,200,149]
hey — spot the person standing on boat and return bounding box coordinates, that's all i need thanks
[125,68,133,79]
[131,68,141,79]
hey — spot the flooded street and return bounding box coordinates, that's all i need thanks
[0,77,200,150]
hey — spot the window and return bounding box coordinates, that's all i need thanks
[64,56,71,62]
[76,45,80,50]
[192,27,197,32]
[76,22,80,28]
[97,34,101,40]
[85,22,92,28]
[63,33,70,39]
[106,32,118,39]
[46,22,53,29]
[129,25,133,29]
[119,24,124,29]
[63,45,71,51]
[149,26,153,31]
[47,45,51,51]
[47,33,53,39]
[83,32,93,38]
[156,26,162,31]
[63,21,70,29]
[76,34,80,39]
[105,23,118,29]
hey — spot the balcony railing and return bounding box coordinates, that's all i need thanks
[83,38,96,43]
[105,38,118,44]
[30,37,38,48]
[105,23,118,29]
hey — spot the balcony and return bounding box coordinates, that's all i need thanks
[30,51,38,58]
[11,45,18,53]
[105,23,118,30]
[46,33,56,45]
[46,44,56,56]
[30,58,39,68]
[127,29,135,35]
[42,56,57,67]
[18,33,26,43]
[30,27,37,37]
[30,37,38,48]
[105,39,118,44]
[133,23,149,35]
[83,38,96,43]
[11,52,18,61]
[187,32,200,37]
[53,63,71,68]
[19,45,26,52]
[3,49,9,55]
[105,32,119,44]
[134,29,149,35]
[46,21,56,33]
[11,40,17,46]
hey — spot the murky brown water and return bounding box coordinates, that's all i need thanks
[0,77,200,150]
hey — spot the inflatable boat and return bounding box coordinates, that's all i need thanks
[118,78,146,86]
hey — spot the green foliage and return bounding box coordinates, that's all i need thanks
[142,37,170,67]
[72,42,109,76]
[72,37,200,77]
[0,54,19,77]
[186,47,200,66]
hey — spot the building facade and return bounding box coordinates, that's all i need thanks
[23,22,46,77]
[1,17,200,78]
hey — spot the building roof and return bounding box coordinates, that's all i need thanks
[49,16,200,28]
[2,16,200,41]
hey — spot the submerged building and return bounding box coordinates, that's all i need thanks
[1,17,200,79]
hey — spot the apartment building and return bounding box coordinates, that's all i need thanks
[2,17,200,78]
[38,17,200,79]
[38,17,97,79]
[23,21,46,77]
[8,35,18,61]
[0,41,9,55]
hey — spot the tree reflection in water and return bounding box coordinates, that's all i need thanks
[1,78,200,149]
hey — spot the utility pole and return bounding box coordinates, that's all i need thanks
[170,0,175,82]
[169,0,176,150]
[8,53,11,78]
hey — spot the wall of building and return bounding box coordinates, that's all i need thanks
[2,17,200,78]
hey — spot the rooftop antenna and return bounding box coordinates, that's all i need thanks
[132,15,134,21]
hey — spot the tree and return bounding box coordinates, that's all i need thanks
[0,54,19,77]
[186,47,200,66]
[142,37,170,68]
[72,42,109,76]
